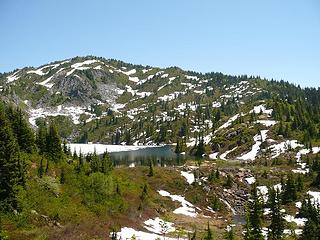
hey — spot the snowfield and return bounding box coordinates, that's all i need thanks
[144,217,175,234]
[6,70,21,83]
[180,171,195,184]
[158,190,197,217]
[238,130,268,161]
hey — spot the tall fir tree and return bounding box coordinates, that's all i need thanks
[101,150,113,174]
[268,188,284,240]
[0,104,22,208]
[244,184,264,240]
[46,123,63,162]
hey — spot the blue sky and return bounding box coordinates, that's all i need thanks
[1,0,319,87]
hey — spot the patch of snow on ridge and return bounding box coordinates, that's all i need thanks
[185,75,199,80]
[269,140,303,159]
[66,69,76,76]
[129,76,139,83]
[122,68,136,76]
[158,190,197,217]
[29,106,89,126]
[238,130,268,161]
[27,64,59,76]
[256,120,278,127]
[71,59,100,70]
[36,76,54,88]
[250,104,273,116]
[220,147,238,160]
[142,68,152,73]
[161,73,169,78]
[218,114,240,130]
[6,70,21,83]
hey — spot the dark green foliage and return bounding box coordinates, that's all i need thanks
[268,188,284,240]
[90,150,100,173]
[195,136,205,157]
[299,198,320,239]
[244,184,264,240]
[101,150,113,174]
[38,157,44,178]
[36,122,47,155]
[282,174,297,204]
[210,196,222,211]
[46,123,63,162]
[0,104,23,208]
[60,168,65,184]
[148,160,154,177]
[6,107,35,153]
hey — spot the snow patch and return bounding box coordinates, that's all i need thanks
[158,190,197,217]
[180,171,195,185]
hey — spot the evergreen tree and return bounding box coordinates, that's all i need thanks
[0,105,21,208]
[195,136,205,157]
[268,188,284,240]
[90,150,100,173]
[101,150,113,174]
[175,138,181,154]
[282,174,297,204]
[38,157,44,178]
[45,159,49,174]
[148,160,154,177]
[62,139,68,154]
[60,168,65,184]
[244,184,264,240]
[36,122,47,155]
[46,123,63,162]
[7,107,35,153]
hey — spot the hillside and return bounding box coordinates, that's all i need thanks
[1,57,320,239]
[1,56,320,159]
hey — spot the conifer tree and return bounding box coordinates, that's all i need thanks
[244,184,264,240]
[148,160,154,177]
[101,150,113,174]
[0,105,21,207]
[268,188,284,240]
[46,123,63,162]
[7,107,35,153]
[45,159,49,174]
[36,122,47,155]
[282,174,297,204]
[38,157,44,178]
[60,168,65,184]
[90,150,100,173]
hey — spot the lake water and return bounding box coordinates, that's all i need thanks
[110,145,187,167]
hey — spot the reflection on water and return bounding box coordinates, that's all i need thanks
[110,145,187,167]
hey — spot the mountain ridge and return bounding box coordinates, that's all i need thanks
[1,56,320,162]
